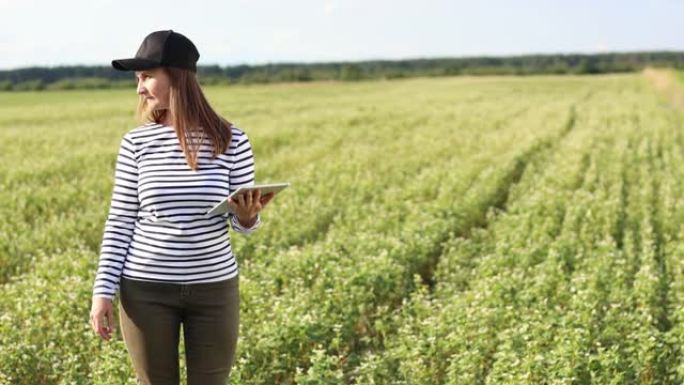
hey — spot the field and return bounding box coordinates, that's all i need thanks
[1,70,684,384]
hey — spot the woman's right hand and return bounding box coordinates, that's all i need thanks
[90,297,115,341]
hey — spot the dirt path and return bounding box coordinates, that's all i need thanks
[643,67,684,108]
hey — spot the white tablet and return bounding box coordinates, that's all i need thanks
[206,182,290,216]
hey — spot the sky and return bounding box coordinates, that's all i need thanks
[0,0,682,70]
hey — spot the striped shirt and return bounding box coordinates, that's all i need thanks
[92,122,261,300]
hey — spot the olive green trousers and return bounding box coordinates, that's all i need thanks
[118,274,240,385]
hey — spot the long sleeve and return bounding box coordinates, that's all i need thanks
[228,132,261,235]
[92,134,139,300]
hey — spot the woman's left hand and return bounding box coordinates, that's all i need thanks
[227,189,275,227]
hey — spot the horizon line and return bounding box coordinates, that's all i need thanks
[1,48,682,72]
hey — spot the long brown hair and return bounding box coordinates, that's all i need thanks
[135,67,233,171]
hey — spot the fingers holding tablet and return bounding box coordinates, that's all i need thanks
[260,191,275,207]
[207,182,289,216]
[229,189,275,209]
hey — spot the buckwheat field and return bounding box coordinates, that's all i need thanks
[2,70,684,384]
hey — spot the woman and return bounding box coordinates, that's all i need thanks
[89,30,274,385]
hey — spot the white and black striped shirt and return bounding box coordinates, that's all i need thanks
[92,122,261,300]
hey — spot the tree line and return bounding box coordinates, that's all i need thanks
[0,51,682,91]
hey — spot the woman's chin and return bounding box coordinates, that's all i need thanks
[145,105,162,113]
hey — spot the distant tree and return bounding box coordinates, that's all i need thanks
[578,57,600,74]
[0,80,13,91]
[13,79,45,91]
[0,51,683,91]
[339,64,363,81]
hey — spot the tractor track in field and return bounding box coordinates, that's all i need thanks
[342,93,594,383]
[418,99,585,292]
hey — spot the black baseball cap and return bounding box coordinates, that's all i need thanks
[112,29,200,73]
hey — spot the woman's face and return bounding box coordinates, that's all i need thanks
[135,67,170,111]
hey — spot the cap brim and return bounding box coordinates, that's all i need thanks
[111,58,161,71]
